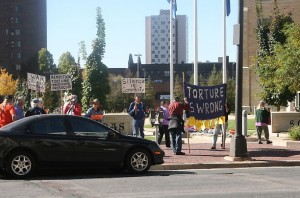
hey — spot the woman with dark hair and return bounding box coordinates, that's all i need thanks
[85,99,104,122]
[255,100,272,144]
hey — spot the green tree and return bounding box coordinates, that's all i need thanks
[254,0,295,110]
[173,75,184,100]
[144,78,155,107]
[106,74,134,112]
[81,7,110,111]
[189,73,206,86]
[207,66,222,86]
[38,48,56,76]
[57,52,76,74]
[57,52,83,101]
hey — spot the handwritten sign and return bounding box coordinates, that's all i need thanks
[50,74,72,91]
[184,82,227,120]
[121,78,145,93]
[27,73,46,93]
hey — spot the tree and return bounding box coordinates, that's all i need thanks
[173,75,184,101]
[38,48,56,76]
[0,69,18,97]
[57,52,83,101]
[189,73,206,86]
[206,66,222,86]
[81,7,110,111]
[57,52,76,74]
[254,0,295,110]
[144,78,155,107]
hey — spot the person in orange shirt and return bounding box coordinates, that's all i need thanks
[0,95,16,127]
[84,99,104,122]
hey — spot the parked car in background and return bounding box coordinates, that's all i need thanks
[0,115,164,179]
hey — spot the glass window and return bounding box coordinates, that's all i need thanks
[68,117,109,137]
[15,29,21,35]
[16,64,21,71]
[31,117,66,135]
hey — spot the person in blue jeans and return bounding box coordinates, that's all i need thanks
[128,96,146,138]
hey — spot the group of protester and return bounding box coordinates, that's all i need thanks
[128,95,273,155]
[0,94,104,128]
[0,95,47,127]
[128,96,190,155]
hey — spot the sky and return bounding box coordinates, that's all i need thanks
[47,0,238,68]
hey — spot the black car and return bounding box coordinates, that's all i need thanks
[0,114,164,178]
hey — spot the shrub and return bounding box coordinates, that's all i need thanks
[289,126,300,141]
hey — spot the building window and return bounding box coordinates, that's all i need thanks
[6,29,9,35]
[16,41,21,47]
[164,71,170,77]
[15,29,21,35]
[16,52,21,59]
[10,41,15,47]
[16,64,21,71]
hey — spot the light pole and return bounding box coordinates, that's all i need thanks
[134,54,142,78]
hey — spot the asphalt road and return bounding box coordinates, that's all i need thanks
[1,167,300,198]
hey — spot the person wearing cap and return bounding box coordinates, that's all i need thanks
[85,99,104,122]
[168,96,190,155]
[255,100,272,144]
[63,95,82,116]
[14,96,25,120]
[0,95,16,127]
[25,98,46,117]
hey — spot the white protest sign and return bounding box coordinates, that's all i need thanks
[121,78,145,93]
[27,73,46,93]
[50,74,72,91]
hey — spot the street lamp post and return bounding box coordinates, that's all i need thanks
[229,0,248,159]
[134,54,142,78]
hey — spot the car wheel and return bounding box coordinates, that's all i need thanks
[5,151,36,179]
[126,148,151,174]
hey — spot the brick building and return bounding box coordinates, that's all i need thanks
[0,0,47,77]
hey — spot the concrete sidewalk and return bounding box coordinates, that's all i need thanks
[148,129,300,171]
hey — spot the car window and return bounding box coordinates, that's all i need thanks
[68,116,109,138]
[31,117,66,135]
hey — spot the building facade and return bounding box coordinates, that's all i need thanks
[145,10,188,64]
[0,0,47,77]
[243,0,300,110]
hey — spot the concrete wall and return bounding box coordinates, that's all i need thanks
[271,112,300,133]
[102,113,133,135]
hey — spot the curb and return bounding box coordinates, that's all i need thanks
[150,160,300,171]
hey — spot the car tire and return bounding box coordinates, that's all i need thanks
[5,151,36,179]
[125,148,151,174]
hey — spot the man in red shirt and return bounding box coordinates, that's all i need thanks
[0,95,16,127]
[168,96,190,155]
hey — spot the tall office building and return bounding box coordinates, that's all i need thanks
[145,10,188,64]
[243,0,300,110]
[0,0,47,77]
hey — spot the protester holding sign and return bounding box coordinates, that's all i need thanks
[168,96,190,155]
[85,99,104,122]
[63,95,82,116]
[211,102,231,150]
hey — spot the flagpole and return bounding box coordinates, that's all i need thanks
[223,0,227,84]
[170,0,174,102]
[194,0,198,86]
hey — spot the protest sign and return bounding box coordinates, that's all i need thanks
[184,82,227,120]
[121,78,145,93]
[27,73,46,93]
[50,74,72,91]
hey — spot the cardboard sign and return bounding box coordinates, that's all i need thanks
[50,74,72,91]
[27,73,46,93]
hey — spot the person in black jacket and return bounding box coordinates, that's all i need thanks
[25,98,46,117]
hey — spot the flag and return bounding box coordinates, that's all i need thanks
[226,0,231,16]
[167,0,177,18]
